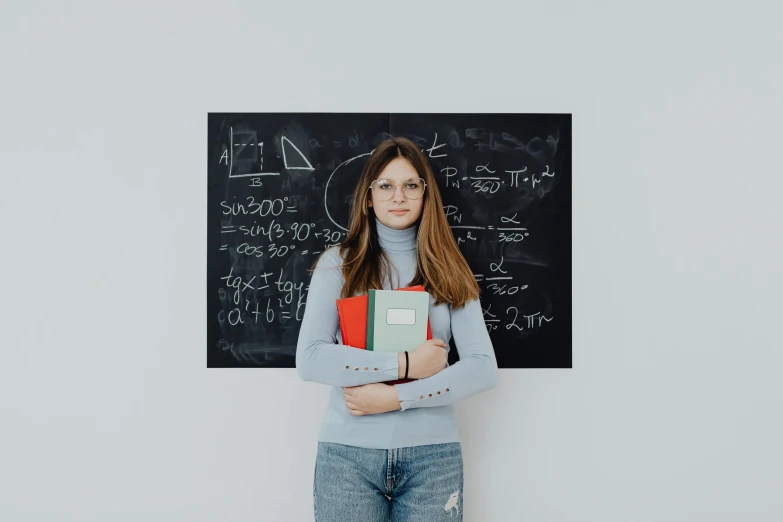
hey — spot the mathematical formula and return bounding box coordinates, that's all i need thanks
[213,126,558,350]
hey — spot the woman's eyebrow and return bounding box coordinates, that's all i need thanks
[379,177,418,182]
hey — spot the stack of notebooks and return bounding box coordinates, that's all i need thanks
[336,285,432,385]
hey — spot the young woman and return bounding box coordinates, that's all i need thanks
[296,137,498,521]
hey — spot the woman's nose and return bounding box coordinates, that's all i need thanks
[392,186,407,202]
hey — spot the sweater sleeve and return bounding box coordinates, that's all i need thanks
[393,297,498,410]
[295,247,401,387]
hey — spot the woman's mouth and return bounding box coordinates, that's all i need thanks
[390,209,409,215]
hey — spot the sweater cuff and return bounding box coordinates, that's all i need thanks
[342,349,399,379]
[394,376,451,410]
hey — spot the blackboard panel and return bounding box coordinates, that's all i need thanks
[207,113,571,368]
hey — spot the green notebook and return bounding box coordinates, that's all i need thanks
[366,289,430,353]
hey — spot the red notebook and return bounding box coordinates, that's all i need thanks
[336,285,431,385]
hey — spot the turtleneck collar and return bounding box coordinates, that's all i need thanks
[374,217,418,252]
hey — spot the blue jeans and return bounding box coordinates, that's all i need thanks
[313,441,464,521]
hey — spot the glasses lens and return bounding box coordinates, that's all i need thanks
[372,178,425,200]
[405,178,425,199]
[371,179,392,201]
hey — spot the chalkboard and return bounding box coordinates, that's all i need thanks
[207,113,571,369]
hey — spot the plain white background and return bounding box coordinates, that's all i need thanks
[1,1,781,520]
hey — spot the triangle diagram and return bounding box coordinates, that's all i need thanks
[282,136,314,170]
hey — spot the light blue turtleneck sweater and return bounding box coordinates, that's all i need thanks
[296,217,498,449]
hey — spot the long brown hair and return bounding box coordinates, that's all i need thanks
[310,137,480,309]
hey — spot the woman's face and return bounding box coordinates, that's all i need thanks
[368,157,425,230]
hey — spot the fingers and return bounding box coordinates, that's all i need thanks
[345,400,364,416]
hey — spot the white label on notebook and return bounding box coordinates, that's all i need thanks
[386,308,416,325]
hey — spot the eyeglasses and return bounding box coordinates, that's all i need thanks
[368,177,427,201]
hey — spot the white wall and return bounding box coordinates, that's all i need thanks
[1,1,781,520]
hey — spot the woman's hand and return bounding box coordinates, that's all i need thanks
[343,383,401,416]
[405,338,448,379]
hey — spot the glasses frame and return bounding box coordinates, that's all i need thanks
[367,177,427,201]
